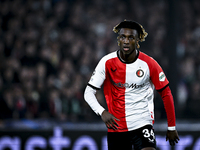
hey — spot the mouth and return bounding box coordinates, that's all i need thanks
[123,47,130,51]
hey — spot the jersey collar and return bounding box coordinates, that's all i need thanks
[117,50,139,64]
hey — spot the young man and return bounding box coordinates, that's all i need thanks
[84,20,179,150]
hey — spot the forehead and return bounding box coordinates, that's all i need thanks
[119,28,138,36]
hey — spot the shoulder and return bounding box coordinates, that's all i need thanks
[138,51,154,62]
[99,51,118,63]
[138,51,159,67]
[94,51,118,71]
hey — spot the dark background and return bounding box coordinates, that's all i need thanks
[0,0,200,124]
[0,0,200,149]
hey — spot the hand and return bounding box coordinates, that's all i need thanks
[101,110,120,130]
[166,130,180,146]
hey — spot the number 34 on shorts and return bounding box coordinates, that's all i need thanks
[142,128,155,143]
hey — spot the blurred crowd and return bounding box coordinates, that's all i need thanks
[0,0,199,124]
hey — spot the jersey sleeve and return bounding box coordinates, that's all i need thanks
[88,57,106,89]
[148,57,169,90]
[158,86,176,129]
[84,85,105,116]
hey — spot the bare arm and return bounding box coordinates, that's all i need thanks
[101,110,120,130]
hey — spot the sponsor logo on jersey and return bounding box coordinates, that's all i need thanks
[159,72,165,81]
[136,69,144,77]
[111,79,145,89]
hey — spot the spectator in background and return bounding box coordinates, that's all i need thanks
[0,0,199,123]
[0,89,14,119]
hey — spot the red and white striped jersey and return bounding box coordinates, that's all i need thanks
[88,50,169,132]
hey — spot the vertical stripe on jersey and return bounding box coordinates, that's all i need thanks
[125,61,152,131]
[103,57,128,132]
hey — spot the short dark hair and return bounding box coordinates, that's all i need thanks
[113,20,148,42]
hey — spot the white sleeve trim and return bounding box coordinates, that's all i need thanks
[168,126,176,131]
[84,85,105,116]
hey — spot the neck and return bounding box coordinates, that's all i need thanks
[119,49,138,63]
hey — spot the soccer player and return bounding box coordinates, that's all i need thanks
[84,20,179,150]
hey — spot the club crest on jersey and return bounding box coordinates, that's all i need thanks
[136,69,144,77]
[159,72,165,81]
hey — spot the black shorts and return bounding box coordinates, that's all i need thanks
[107,125,156,150]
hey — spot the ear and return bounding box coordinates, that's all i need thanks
[136,42,140,48]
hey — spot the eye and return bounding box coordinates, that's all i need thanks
[119,35,125,40]
[129,36,134,40]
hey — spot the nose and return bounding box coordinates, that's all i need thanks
[124,37,129,44]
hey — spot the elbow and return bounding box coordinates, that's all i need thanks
[84,85,97,102]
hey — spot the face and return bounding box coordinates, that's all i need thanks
[118,28,138,55]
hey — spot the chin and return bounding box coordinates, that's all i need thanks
[122,49,134,55]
